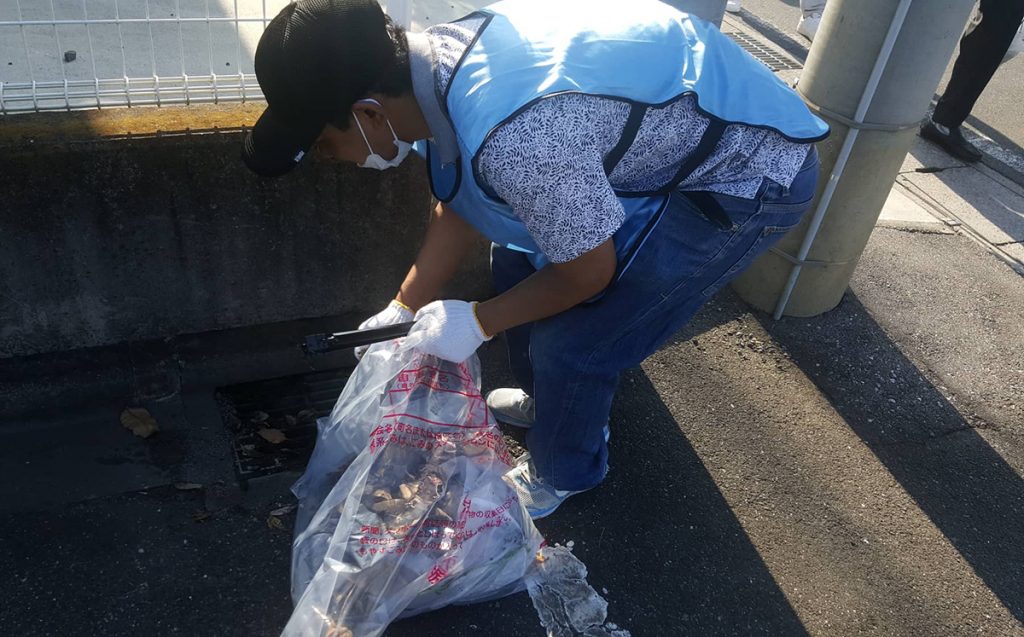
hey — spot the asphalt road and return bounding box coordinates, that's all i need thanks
[5,224,1023,635]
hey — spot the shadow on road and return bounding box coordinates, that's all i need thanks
[755,292,1024,624]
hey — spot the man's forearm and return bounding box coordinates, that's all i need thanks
[396,202,481,312]
[475,239,616,336]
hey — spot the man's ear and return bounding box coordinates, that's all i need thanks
[352,99,387,129]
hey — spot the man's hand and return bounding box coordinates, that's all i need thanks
[354,300,414,359]
[403,300,492,363]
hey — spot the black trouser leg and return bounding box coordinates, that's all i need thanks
[932,0,1024,129]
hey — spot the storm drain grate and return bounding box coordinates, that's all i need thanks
[725,31,804,71]
[216,367,352,484]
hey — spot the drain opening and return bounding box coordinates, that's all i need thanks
[216,367,352,484]
[725,31,804,72]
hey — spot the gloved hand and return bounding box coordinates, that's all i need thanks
[354,299,414,360]
[403,300,492,363]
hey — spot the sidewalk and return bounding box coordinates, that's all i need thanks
[3,14,1023,637]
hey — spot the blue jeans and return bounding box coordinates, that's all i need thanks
[491,147,819,491]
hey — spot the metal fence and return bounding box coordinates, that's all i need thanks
[0,0,309,113]
[0,0,414,114]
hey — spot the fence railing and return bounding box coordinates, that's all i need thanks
[0,1,310,113]
[0,0,416,114]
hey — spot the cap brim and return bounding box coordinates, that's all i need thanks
[242,106,326,178]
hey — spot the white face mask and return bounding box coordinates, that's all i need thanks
[352,99,412,170]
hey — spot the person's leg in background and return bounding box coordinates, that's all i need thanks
[663,0,728,25]
[797,0,828,41]
[923,0,1024,162]
[727,0,825,40]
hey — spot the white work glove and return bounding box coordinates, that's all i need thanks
[354,299,414,360]
[403,300,492,363]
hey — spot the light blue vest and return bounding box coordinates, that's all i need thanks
[420,0,828,275]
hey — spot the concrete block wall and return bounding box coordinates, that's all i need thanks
[0,106,488,361]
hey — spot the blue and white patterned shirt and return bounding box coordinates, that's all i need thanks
[409,19,811,263]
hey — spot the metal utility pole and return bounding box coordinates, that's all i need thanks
[733,0,976,318]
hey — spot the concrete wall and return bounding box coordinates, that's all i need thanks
[0,109,487,360]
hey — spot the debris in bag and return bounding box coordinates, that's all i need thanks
[527,546,631,637]
[283,343,545,637]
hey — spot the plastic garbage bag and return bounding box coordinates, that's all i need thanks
[285,342,544,637]
[527,546,631,637]
[291,343,410,543]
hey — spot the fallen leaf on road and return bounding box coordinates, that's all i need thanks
[174,482,203,491]
[267,515,286,531]
[121,407,159,438]
[269,503,297,517]
[191,509,211,522]
[284,414,297,427]
[257,428,286,444]
[250,411,270,425]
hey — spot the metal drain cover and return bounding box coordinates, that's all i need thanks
[216,367,352,484]
[725,31,803,72]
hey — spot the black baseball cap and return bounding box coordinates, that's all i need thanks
[242,0,395,177]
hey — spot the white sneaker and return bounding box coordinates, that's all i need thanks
[504,454,589,519]
[486,388,535,428]
[797,13,821,41]
[725,0,742,13]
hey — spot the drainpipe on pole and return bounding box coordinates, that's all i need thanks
[771,0,910,319]
[732,0,976,318]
